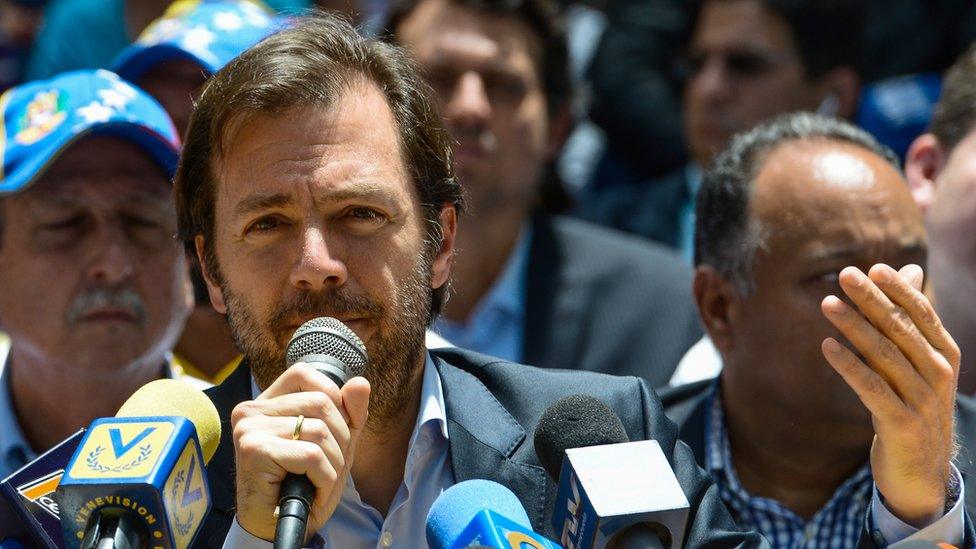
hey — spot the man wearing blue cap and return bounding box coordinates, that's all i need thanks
[0,69,199,479]
[112,0,280,136]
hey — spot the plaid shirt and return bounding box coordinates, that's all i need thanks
[704,384,874,548]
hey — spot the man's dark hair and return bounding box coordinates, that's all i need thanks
[694,0,866,79]
[382,0,569,114]
[173,13,465,320]
[929,43,976,152]
[695,112,899,294]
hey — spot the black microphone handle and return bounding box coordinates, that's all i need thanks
[607,523,668,549]
[79,509,147,549]
[272,364,346,549]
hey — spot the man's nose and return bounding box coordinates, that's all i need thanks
[85,227,135,285]
[445,71,492,125]
[289,227,348,291]
[692,57,733,103]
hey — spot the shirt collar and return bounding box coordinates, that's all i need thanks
[410,352,448,443]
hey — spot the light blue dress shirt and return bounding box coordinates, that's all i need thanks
[433,225,531,363]
[224,352,453,548]
[678,163,702,263]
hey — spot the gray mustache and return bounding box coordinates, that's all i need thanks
[68,287,147,324]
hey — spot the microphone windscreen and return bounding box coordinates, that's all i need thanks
[115,379,221,463]
[426,479,531,549]
[285,317,368,377]
[534,394,629,481]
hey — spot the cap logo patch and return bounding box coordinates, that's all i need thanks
[14,90,67,145]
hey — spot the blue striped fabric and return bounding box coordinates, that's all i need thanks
[704,384,874,548]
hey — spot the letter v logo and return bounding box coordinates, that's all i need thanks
[181,454,203,507]
[109,427,156,458]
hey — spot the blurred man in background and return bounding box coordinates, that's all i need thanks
[580,0,863,257]
[0,70,198,479]
[386,0,701,387]
[663,112,974,547]
[906,43,976,394]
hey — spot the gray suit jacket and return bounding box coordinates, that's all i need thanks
[524,214,701,388]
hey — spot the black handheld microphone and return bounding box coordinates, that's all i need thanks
[534,395,688,549]
[273,317,368,549]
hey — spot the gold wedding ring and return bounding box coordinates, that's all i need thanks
[292,414,305,440]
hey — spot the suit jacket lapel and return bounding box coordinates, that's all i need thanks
[434,352,550,530]
[523,214,589,372]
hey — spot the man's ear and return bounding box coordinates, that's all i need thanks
[693,265,740,356]
[430,205,458,292]
[904,133,945,213]
[546,104,574,160]
[815,66,861,120]
[194,235,227,314]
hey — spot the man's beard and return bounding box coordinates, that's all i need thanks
[218,254,434,431]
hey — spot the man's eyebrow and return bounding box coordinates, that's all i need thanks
[807,241,928,263]
[33,190,169,209]
[231,184,405,220]
[807,246,861,263]
[232,192,295,220]
[313,183,403,206]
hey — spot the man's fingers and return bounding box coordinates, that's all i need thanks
[897,263,924,291]
[821,295,931,407]
[257,363,342,402]
[236,432,342,492]
[341,377,370,463]
[838,267,949,389]
[871,264,961,374]
[233,391,351,425]
[234,415,345,465]
[821,337,909,420]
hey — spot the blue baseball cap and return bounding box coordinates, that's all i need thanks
[0,69,181,195]
[857,72,943,160]
[111,0,279,82]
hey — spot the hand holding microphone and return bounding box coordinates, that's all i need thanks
[230,318,370,545]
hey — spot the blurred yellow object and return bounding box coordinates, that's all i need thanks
[171,353,243,385]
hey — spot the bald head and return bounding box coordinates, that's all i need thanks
[752,139,925,263]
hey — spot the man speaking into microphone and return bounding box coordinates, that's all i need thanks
[174,12,763,548]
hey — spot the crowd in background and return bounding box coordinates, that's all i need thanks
[4,0,976,546]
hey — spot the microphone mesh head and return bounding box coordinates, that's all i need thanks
[285,317,368,378]
[534,394,630,481]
